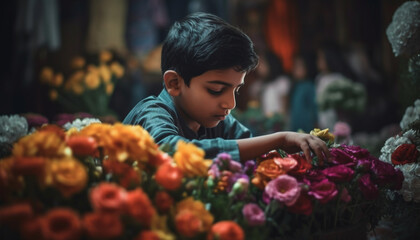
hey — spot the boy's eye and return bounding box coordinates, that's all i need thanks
[208,89,223,95]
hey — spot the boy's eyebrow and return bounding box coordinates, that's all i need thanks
[207,80,244,88]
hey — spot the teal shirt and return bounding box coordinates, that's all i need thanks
[123,89,252,160]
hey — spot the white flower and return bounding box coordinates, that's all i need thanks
[0,115,28,144]
[400,99,420,131]
[63,118,101,131]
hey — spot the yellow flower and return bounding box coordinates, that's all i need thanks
[12,130,70,158]
[310,128,335,143]
[72,83,84,95]
[49,90,58,101]
[174,141,212,177]
[110,62,124,78]
[105,83,114,95]
[52,73,64,87]
[99,64,112,83]
[71,56,86,69]
[84,71,101,89]
[47,157,88,198]
[40,67,54,84]
[100,50,113,63]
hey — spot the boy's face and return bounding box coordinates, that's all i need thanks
[174,68,245,132]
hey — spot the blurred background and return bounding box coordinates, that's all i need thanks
[0,0,419,155]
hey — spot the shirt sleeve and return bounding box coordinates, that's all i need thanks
[123,101,251,161]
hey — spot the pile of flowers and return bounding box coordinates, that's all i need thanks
[317,77,366,113]
[0,118,404,240]
[379,99,420,239]
[39,50,125,117]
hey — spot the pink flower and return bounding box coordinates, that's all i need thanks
[308,179,338,204]
[265,175,301,206]
[371,158,404,190]
[358,174,379,200]
[242,203,265,226]
[329,148,356,166]
[339,187,351,203]
[89,182,127,214]
[322,165,354,182]
[333,121,351,137]
[274,157,298,172]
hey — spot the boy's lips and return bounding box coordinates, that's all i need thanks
[214,114,227,121]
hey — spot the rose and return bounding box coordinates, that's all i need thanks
[125,188,156,228]
[265,175,301,206]
[358,174,379,200]
[310,128,335,143]
[175,197,214,236]
[288,191,313,215]
[49,157,88,198]
[391,143,419,165]
[329,147,356,166]
[322,165,355,182]
[154,191,174,213]
[252,159,286,189]
[175,211,203,237]
[148,151,172,167]
[371,158,404,190]
[155,162,184,191]
[174,141,212,177]
[207,221,244,240]
[82,212,123,239]
[89,182,127,214]
[40,208,82,240]
[288,153,312,177]
[242,203,265,226]
[308,178,338,204]
[274,157,298,171]
[341,145,370,159]
[66,135,98,156]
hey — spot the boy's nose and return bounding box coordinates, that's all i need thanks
[221,92,236,110]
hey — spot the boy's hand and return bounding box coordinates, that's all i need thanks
[283,132,330,164]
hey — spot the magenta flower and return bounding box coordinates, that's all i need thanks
[242,203,266,226]
[358,174,379,200]
[265,175,301,206]
[333,121,351,137]
[308,179,338,204]
[341,145,370,159]
[322,165,354,182]
[339,187,351,203]
[329,148,356,166]
[371,158,404,190]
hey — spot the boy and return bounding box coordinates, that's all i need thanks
[123,12,329,163]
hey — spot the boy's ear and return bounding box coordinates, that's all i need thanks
[163,70,183,96]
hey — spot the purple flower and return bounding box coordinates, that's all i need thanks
[308,179,338,204]
[244,160,256,176]
[227,173,249,193]
[322,165,355,182]
[242,203,265,226]
[23,114,49,128]
[229,161,243,173]
[358,174,379,200]
[265,175,301,206]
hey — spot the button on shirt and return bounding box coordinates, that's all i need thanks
[123,89,252,160]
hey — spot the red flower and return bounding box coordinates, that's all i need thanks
[149,152,172,167]
[154,191,174,213]
[288,153,312,177]
[20,217,43,240]
[40,208,82,240]
[12,157,46,176]
[288,191,313,215]
[0,202,33,229]
[155,162,183,190]
[358,174,379,200]
[308,179,338,204]
[134,230,160,240]
[66,135,98,156]
[207,221,244,240]
[175,211,203,238]
[321,165,355,182]
[103,159,141,188]
[125,188,156,228]
[391,143,419,165]
[83,212,123,239]
[89,183,127,214]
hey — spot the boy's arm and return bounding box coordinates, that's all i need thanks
[237,131,330,163]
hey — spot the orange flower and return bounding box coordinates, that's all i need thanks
[48,157,88,198]
[155,162,183,190]
[82,212,123,239]
[99,64,112,83]
[71,56,86,69]
[154,191,174,213]
[125,188,156,228]
[12,129,69,158]
[40,208,82,240]
[49,89,58,101]
[274,157,298,171]
[134,230,160,240]
[20,217,43,240]
[89,182,127,214]
[252,159,286,189]
[174,141,212,177]
[105,83,114,95]
[12,156,46,177]
[40,67,54,83]
[52,73,64,87]
[66,135,98,156]
[110,61,124,78]
[84,71,101,89]
[100,50,113,63]
[207,221,244,240]
[0,202,33,228]
[175,197,213,236]
[149,151,172,167]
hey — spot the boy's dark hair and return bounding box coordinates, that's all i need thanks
[161,12,259,86]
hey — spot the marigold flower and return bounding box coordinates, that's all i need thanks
[207,221,244,240]
[40,208,82,240]
[89,182,127,214]
[310,128,335,143]
[48,157,88,198]
[105,83,114,95]
[99,64,112,83]
[72,83,84,95]
[12,156,46,177]
[125,188,156,228]
[175,197,213,235]
[100,50,113,63]
[110,61,124,78]
[82,212,123,239]
[175,210,203,237]
[155,162,183,190]
[174,141,212,177]
[84,71,101,89]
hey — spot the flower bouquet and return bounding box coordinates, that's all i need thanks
[378,99,420,239]
[39,50,125,117]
